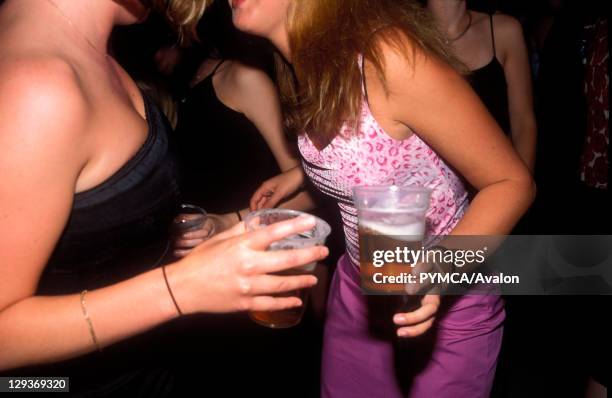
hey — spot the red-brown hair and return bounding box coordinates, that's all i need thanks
[276,0,460,149]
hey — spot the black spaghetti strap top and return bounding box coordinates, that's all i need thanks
[174,60,280,213]
[5,93,182,397]
[468,14,511,136]
[37,93,181,295]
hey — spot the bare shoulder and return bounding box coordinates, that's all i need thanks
[0,55,86,117]
[227,60,274,91]
[0,54,88,164]
[492,13,525,42]
[368,29,457,91]
[491,13,526,61]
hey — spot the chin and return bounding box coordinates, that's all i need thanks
[231,15,259,36]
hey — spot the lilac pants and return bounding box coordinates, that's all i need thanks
[321,255,505,398]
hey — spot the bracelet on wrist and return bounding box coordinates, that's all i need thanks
[162,265,183,317]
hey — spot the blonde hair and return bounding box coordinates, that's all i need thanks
[277,0,461,149]
[152,0,213,44]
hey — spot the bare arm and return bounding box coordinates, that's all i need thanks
[233,63,299,172]
[0,59,326,371]
[367,35,535,237]
[234,66,316,213]
[496,14,537,172]
[366,34,534,337]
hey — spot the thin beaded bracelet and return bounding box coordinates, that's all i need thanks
[80,290,102,352]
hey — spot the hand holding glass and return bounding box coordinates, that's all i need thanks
[171,203,216,258]
[245,209,331,328]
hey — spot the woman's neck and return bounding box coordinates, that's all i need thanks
[427,0,469,38]
[7,0,116,56]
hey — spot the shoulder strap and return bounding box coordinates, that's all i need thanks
[489,14,497,57]
[210,59,226,76]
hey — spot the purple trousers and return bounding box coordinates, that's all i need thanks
[321,255,505,398]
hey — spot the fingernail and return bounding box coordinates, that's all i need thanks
[393,314,405,324]
[300,215,316,225]
[397,329,409,337]
[320,247,329,257]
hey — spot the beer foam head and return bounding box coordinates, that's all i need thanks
[360,220,424,240]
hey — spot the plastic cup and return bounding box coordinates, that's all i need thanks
[353,185,431,334]
[245,209,331,328]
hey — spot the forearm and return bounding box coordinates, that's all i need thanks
[511,118,537,172]
[0,266,179,371]
[454,179,534,235]
[278,191,316,212]
[441,179,535,254]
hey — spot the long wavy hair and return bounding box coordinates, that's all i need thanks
[276,0,461,149]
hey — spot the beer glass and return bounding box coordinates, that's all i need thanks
[245,209,331,328]
[170,203,214,258]
[353,185,431,334]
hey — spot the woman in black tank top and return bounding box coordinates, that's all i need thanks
[176,59,283,214]
[174,0,314,233]
[427,0,537,172]
[0,1,327,396]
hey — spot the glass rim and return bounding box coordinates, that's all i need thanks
[244,208,331,241]
[178,203,207,214]
[352,185,432,196]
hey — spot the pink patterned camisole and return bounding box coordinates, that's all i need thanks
[298,58,470,267]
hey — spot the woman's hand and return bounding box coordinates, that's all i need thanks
[250,166,304,210]
[167,215,328,314]
[393,294,440,338]
[172,216,216,258]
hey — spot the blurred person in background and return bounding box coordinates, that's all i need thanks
[427,0,536,174]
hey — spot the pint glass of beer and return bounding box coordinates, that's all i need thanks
[353,185,431,322]
[244,209,331,328]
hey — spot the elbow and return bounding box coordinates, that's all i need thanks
[517,170,537,208]
[526,176,537,206]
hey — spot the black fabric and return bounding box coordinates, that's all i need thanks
[3,93,182,397]
[174,61,281,213]
[468,14,511,136]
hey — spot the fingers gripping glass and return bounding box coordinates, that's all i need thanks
[244,209,331,328]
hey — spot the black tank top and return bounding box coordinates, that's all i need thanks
[6,93,182,397]
[37,93,181,295]
[174,60,280,213]
[468,14,511,136]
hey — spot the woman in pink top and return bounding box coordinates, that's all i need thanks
[237,0,535,396]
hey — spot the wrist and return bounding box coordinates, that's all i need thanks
[288,166,305,187]
[161,261,193,317]
[235,209,245,223]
